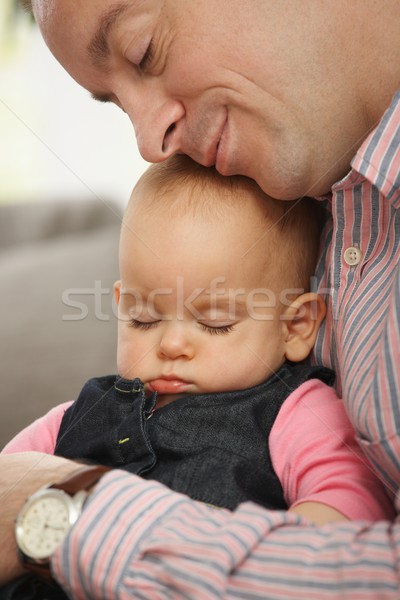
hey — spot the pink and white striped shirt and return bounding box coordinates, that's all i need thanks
[52,90,400,599]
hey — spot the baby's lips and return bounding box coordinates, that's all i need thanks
[148,378,190,394]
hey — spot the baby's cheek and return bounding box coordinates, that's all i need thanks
[117,337,154,381]
[204,351,245,392]
[116,340,136,378]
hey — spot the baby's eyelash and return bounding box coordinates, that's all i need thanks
[129,320,235,335]
[129,319,159,331]
[200,323,235,336]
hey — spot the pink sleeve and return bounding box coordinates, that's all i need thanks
[1,401,73,455]
[270,379,394,521]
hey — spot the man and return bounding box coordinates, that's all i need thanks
[1,0,399,597]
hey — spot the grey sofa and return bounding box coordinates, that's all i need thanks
[0,198,122,449]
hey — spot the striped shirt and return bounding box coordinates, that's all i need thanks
[313,89,400,496]
[52,90,400,599]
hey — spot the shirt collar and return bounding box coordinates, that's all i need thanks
[350,90,400,204]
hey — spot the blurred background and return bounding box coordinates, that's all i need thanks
[0,1,149,448]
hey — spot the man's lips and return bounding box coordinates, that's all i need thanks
[147,377,191,395]
[215,114,230,175]
[202,113,228,167]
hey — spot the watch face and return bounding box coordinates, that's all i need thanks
[16,489,75,560]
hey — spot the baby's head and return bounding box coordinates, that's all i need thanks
[115,156,325,407]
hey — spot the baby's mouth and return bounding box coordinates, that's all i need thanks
[147,377,191,395]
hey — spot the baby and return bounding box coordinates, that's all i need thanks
[3,156,393,525]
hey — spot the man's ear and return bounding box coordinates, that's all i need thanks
[114,280,121,305]
[281,293,326,362]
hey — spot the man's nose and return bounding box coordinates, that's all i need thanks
[158,324,194,360]
[121,86,185,163]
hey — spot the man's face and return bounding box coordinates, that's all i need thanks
[33,0,364,199]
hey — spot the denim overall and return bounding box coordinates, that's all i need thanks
[55,362,334,511]
[2,362,333,600]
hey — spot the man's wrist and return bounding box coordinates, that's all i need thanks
[0,453,104,586]
[16,464,111,582]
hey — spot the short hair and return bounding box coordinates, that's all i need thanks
[127,155,324,293]
[19,0,33,14]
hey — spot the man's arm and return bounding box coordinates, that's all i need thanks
[52,468,400,600]
[2,453,400,598]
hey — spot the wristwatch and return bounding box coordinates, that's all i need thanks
[15,464,110,582]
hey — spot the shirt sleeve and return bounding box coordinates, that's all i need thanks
[1,402,72,455]
[52,470,400,600]
[270,379,394,520]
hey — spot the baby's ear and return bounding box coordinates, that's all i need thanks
[113,280,122,305]
[281,293,326,362]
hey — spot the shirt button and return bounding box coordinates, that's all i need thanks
[343,246,363,266]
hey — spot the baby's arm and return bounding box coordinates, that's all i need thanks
[270,379,394,525]
[290,501,348,524]
[1,402,72,455]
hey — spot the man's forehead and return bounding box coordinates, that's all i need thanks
[32,0,147,54]
[31,0,51,21]
[31,0,104,26]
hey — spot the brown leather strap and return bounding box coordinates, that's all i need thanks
[21,464,111,582]
[20,559,53,583]
[51,464,111,495]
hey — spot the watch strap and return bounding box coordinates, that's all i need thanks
[19,463,111,582]
[20,560,54,584]
[50,464,111,496]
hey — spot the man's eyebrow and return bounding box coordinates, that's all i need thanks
[87,2,130,68]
